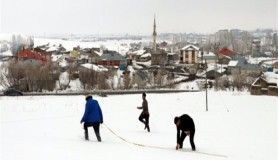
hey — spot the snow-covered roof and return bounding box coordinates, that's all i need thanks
[228,60,238,67]
[264,52,273,56]
[207,64,226,73]
[0,50,13,57]
[81,63,108,72]
[141,53,151,58]
[136,61,151,67]
[46,46,58,52]
[264,72,278,84]
[248,57,276,65]
[94,51,102,56]
[181,44,199,51]
[198,51,216,57]
[133,49,145,56]
[167,52,177,56]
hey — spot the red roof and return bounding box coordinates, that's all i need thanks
[17,49,48,64]
[272,62,278,68]
[218,48,237,57]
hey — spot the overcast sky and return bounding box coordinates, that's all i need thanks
[0,0,277,35]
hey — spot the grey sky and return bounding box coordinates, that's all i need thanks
[1,0,277,35]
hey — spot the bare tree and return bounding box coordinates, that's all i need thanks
[231,73,246,91]
[97,72,110,90]
[123,72,132,89]
[154,69,167,88]
[1,60,58,92]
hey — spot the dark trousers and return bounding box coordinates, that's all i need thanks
[179,130,195,151]
[84,122,101,141]
[138,113,150,132]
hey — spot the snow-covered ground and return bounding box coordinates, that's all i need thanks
[1,91,277,160]
[34,38,149,56]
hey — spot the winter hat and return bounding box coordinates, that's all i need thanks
[85,94,92,100]
[142,92,146,97]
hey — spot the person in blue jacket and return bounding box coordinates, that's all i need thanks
[80,95,103,141]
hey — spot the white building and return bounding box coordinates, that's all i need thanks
[180,44,199,64]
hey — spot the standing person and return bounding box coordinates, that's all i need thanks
[174,114,196,151]
[80,95,103,141]
[137,92,150,132]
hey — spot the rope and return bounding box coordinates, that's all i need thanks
[103,123,228,158]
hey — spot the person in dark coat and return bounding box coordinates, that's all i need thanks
[174,114,196,151]
[137,92,150,132]
[80,95,103,141]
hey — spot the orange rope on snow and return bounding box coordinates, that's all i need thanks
[103,123,228,158]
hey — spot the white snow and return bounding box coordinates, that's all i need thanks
[34,38,148,56]
[177,80,200,90]
[198,51,216,57]
[247,57,277,65]
[81,63,108,72]
[263,72,278,84]
[167,52,176,56]
[141,53,151,58]
[136,61,152,67]
[51,55,63,62]
[228,60,238,67]
[46,46,58,52]
[133,49,146,56]
[181,44,200,51]
[0,50,13,57]
[59,59,68,68]
[206,64,227,74]
[1,91,277,160]
[59,71,70,85]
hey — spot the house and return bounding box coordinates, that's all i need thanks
[151,49,168,66]
[206,70,222,79]
[272,61,278,69]
[218,47,238,64]
[227,57,262,75]
[204,63,226,79]
[90,48,102,63]
[17,49,50,64]
[167,52,179,64]
[198,51,217,64]
[70,47,81,59]
[131,49,147,62]
[80,63,108,72]
[159,41,168,48]
[97,50,127,70]
[138,53,151,62]
[180,44,199,64]
[251,72,278,96]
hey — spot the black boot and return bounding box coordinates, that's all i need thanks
[146,125,150,132]
[96,135,101,142]
[85,131,89,140]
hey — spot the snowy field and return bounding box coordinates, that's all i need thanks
[34,38,150,55]
[1,91,277,160]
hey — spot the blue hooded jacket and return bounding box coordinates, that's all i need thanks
[81,97,103,123]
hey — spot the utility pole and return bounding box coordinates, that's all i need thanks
[205,59,208,111]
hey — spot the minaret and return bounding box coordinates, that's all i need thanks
[152,15,157,54]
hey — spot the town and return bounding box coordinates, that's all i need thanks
[0,18,277,96]
[1,0,277,160]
